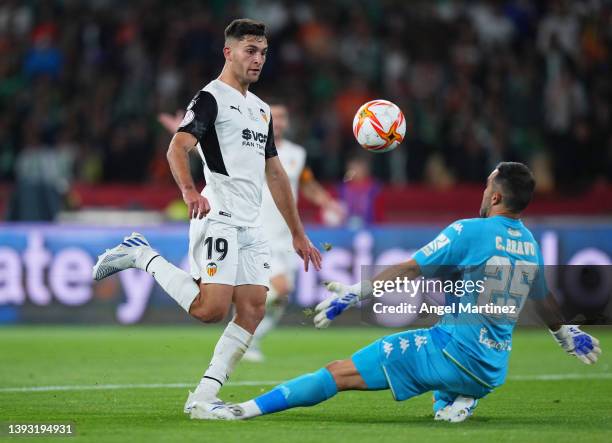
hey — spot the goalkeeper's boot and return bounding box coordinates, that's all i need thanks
[434,395,478,423]
[92,232,158,281]
[190,401,244,420]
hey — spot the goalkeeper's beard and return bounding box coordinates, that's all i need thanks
[479,206,489,218]
[479,203,490,218]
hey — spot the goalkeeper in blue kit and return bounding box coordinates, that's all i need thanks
[190,162,602,422]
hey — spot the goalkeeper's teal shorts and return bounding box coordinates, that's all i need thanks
[351,327,492,401]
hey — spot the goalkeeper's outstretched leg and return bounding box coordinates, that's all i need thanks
[190,358,377,420]
[190,327,491,421]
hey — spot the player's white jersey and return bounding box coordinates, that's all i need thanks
[260,140,307,248]
[177,79,278,227]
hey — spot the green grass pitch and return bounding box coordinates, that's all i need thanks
[1,326,611,442]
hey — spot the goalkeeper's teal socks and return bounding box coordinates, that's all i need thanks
[239,368,338,417]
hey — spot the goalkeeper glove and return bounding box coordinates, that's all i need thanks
[550,325,602,365]
[313,281,372,329]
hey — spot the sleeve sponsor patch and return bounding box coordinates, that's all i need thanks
[420,233,450,257]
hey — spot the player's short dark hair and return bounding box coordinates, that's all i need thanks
[224,19,267,41]
[493,162,536,213]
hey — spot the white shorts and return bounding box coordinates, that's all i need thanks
[189,218,271,288]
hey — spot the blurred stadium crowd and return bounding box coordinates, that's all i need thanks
[0,0,611,213]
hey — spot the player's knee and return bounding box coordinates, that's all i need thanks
[325,360,343,373]
[198,307,228,323]
[325,361,346,389]
[325,359,365,391]
[189,300,230,324]
[204,310,228,323]
[237,300,266,324]
[250,302,266,323]
[325,360,347,383]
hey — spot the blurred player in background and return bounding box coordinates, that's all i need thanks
[93,19,321,412]
[159,102,345,362]
[339,153,380,228]
[193,162,602,422]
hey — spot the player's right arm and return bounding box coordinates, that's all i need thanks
[167,132,209,219]
[167,90,218,219]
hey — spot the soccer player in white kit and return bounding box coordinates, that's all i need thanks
[92,19,322,415]
[158,104,344,362]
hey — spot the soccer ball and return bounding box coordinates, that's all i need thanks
[352,99,406,153]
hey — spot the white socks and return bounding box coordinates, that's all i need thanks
[195,321,253,399]
[144,254,200,312]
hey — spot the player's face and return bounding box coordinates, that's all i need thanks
[271,105,289,139]
[226,35,268,84]
[479,169,499,218]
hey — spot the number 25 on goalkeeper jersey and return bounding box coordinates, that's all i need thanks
[412,215,548,388]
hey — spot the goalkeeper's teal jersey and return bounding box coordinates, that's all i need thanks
[413,215,547,388]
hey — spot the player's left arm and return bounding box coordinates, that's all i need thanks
[535,293,602,364]
[529,247,602,364]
